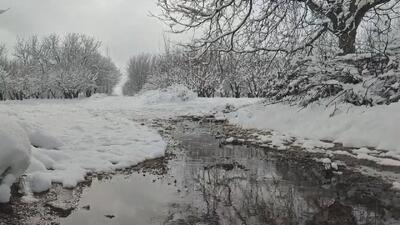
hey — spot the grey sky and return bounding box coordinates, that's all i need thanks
[0,0,179,68]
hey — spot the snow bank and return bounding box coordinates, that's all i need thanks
[0,99,167,198]
[227,101,400,156]
[0,118,31,203]
[137,85,197,104]
[26,109,165,190]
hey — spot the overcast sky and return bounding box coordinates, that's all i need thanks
[0,0,181,69]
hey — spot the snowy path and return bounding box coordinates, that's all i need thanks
[1,86,399,202]
[0,91,257,200]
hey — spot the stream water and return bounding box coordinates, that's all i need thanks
[60,121,400,225]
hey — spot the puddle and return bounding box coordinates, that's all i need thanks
[60,120,400,225]
[61,174,179,225]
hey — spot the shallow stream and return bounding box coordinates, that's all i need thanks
[59,120,400,225]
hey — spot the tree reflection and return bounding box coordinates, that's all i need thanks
[164,127,400,225]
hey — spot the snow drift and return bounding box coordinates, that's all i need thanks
[0,118,31,203]
[137,85,197,104]
[0,99,168,202]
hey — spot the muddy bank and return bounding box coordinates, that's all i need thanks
[1,117,400,225]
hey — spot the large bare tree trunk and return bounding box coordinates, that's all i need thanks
[304,0,392,55]
[338,30,357,55]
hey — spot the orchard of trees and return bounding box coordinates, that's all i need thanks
[123,54,155,96]
[124,0,400,106]
[0,33,121,100]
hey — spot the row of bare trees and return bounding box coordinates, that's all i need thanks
[0,34,121,100]
[123,54,154,96]
[116,0,400,105]
[121,0,400,105]
[124,23,400,102]
[123,48,285,98]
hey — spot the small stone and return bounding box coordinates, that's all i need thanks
[105,214,115,219]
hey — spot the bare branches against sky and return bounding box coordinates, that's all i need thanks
[0,0,170,67]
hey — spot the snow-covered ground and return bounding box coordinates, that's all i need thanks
[226,101,400,165]
[0,86,399,202]
[0,86,257,202]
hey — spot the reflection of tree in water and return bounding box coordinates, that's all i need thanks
[191,163,315,225]
[164,146,317,224]
[275,158,400,225]
[164,127,399,225]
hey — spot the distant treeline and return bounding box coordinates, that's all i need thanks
[0,33,121,100]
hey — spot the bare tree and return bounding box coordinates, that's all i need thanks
[123,54,153,95]
[157,0,400,55]
[0,34,120,100]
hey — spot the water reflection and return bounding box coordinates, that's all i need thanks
[62,121,400,225]
[61,174,180,225]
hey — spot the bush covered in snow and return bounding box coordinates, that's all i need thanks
[0,118,31,203]
[260,48,400,107]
